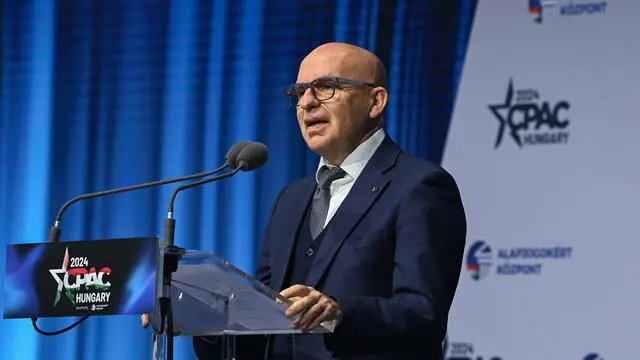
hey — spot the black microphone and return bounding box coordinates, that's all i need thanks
[157,141,268,359]
[162,141,269,247]
[46,140,251,244]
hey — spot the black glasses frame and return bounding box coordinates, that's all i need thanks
[284,76,379,106]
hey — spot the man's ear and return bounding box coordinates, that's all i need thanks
[369,87,388,119]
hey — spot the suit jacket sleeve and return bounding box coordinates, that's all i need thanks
[324,167,467,355]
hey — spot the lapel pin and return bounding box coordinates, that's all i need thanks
[371,186,378,192]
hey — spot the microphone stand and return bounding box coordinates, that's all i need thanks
[156,219,184,360]
[156,167,242,360]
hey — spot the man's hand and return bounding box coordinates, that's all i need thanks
[280,285,343,332]
[141,313,151,328]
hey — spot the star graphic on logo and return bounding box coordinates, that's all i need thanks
[49,247,70,307]
[488,79,522,149]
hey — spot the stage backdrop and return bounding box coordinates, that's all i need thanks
[0,1,475,359]
[442,0,639,359]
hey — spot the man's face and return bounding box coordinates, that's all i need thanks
[294,51,373,161]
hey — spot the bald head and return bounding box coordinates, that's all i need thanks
[293,42,390,166]
[298,42,388,88]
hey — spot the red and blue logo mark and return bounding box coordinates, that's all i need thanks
[528,0,607,24]
[529,0,544,23]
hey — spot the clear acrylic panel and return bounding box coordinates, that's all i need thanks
[150,249,333,337]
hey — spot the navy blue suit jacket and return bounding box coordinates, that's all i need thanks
[194,136,466,359]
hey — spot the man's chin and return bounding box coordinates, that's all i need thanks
[305,134,333,155]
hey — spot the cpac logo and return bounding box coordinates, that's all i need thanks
[49,247,112,307]
[443,337,502,360]
[488,79,571,149]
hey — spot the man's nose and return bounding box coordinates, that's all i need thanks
[298,88,319,110]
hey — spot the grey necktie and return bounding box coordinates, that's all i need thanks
[309,166,347,239]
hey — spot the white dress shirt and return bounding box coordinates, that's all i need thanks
[315,128,386,228]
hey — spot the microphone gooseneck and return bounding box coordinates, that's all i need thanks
[52,163,230,225]
[166,168,242,223]
[46,140,251,244]
[165,141,269,217]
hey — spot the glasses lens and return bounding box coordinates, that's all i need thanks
[283,79,336,107]
[311,79,336,101]
[284,84,302,107]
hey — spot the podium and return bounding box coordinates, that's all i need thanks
[151,247,334,360]
[2,238,333,360]
[151,250,332,360]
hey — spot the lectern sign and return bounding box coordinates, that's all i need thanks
[3,237,158,319]
[49,247,114,311]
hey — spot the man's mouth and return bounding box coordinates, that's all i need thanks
[306,119,329,129]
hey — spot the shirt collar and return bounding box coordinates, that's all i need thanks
[316,128,386,184]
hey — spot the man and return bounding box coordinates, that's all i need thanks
[150,42,467,359]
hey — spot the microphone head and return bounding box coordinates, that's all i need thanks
[236,142,269,171]
[226,141,252,169]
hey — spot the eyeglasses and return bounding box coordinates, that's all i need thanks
[283,77,378,107]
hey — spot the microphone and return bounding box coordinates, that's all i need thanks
[162,141,269,247]
[46,140,251,243]
[156,142,268,358]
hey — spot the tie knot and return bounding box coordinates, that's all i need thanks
[317,166,347,190]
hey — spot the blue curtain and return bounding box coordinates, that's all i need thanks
[0,0,476,359]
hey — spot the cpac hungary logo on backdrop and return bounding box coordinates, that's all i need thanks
[442,336,502,360]
[529,0,608,24]
[466,240,572,280]
[49,246,113,311]
[488,78,572,149]
[442,336,603,360]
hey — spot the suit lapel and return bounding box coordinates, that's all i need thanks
[272,178,316,291]
[306,137,399,288]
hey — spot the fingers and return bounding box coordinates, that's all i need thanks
[279,285,341,332]
[306,306,333,332]
[279,284,310,298]
[141,314,151,328]
[293,300,328,331]
[285,291,321,317]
